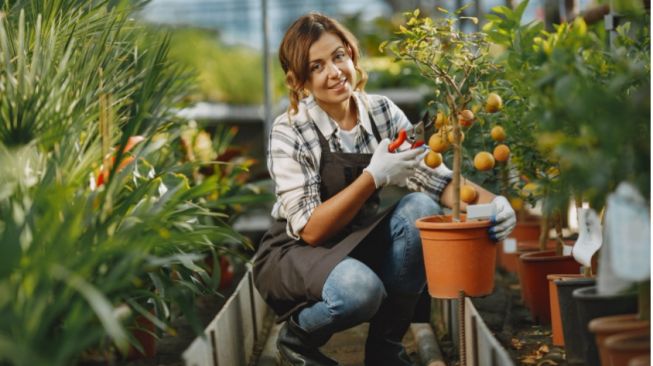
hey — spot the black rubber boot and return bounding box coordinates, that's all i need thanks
[364,293,421,366]
[277,314,339,366]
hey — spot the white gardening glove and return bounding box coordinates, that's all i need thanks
[364,138,424,188]
[490,196,516,241]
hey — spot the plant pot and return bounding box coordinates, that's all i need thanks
[502,238,557,275]
[518,250,581,324]
[127,314,156,359]
[588,314,650,366]
[416,215,495,298]
[496,220,541,272]
[604,329,650,366]
[556,277,597,365]
[511,240,556,308]
[628,354,650,366]
[547,274,591,346]
[572,286,638,366]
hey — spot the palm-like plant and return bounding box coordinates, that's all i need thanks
[0,1,262,364]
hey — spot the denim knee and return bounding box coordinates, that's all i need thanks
[322,258,386,323]
[394,192,442,225]
[382,192,442,294]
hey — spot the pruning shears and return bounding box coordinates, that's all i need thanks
[388,111,430,152]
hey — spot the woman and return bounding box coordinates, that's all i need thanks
[253,12,516,366]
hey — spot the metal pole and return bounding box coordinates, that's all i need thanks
[262,0,272,151]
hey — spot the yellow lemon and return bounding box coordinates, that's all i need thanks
[424,151,443,168]
[486,92,503,113]
[473,151,495,171]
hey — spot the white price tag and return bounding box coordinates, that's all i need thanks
[503,238,517,253]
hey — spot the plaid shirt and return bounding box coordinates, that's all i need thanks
[268,92,452,239]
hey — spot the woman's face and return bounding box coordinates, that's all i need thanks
[304,32,356,107]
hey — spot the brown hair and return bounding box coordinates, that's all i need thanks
[279,12,368,115]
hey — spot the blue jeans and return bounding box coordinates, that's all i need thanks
[297,192,442,342]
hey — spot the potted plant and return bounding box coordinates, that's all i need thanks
[0,2,261,364]
[385,7,512,300]
[492,2,650,363]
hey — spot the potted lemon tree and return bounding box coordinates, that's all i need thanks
[384,8,509,300]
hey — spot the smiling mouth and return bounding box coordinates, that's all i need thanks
[329,77,347,89]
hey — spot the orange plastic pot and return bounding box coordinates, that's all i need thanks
[496,220,541,272]
[518,250,581,324]
[628,354,650,366]
[547,274,591,346]
[500,238,555,274]
[416,215,495,298]
[516,240,562,305]
[604,329,650,366]
[589,314,650,366]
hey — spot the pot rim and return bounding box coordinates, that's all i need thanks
[589,313,649,333]
[572,285,638,300]
[604,329,651,350]
[519,250,574,262]
[547,273,593,281]
[416,214,491,230]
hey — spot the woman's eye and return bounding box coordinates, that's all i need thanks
[311,64,322,72]
[334,52,345,61]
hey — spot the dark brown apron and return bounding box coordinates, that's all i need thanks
[253,116,396,321]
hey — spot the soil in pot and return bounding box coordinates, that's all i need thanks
[588,313,650,366]
[572,286,638,366]
[518,250,581,324]
[556,276,597,365]
[416,215,495,298]
[604,328,650,366]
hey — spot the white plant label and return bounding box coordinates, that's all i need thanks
[503,238,517,253]
[606,182,650,281]
[571,208,602,267]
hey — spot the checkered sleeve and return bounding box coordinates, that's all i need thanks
[268,116,321,239]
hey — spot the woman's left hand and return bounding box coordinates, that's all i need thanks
[489,196,516,241]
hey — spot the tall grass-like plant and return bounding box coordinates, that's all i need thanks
[0,1,262,364]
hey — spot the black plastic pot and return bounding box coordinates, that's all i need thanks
[572,285,638,366]
[556,277,596,365]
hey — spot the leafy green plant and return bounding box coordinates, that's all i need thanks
[483,1,650,252]
[0,1,264,364]
[165,27,286,104]
[385,7,504,220]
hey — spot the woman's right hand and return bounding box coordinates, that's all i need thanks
[364,138,425,188]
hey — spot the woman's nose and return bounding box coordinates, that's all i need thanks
[327,62,342,77]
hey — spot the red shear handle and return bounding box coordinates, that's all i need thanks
[388,129,407,152]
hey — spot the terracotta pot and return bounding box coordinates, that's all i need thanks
[127,314,156,359]
[548,274,591,346]
[556,277,597,365]
[501,238,556,274]
[572,286,639,366]
[628,354,650,366]
[604,329,650,366]
[518,250,581,324]
[416,215,495,298]
[589,314,649,366]
[496,220,541,272]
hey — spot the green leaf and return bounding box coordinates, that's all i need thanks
[51,265,130,354]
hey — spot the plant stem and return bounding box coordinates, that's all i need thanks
[538,214,550,251]
[554,210,564,256]
[452,114,461,221]
[638,281,650,321]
